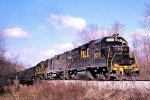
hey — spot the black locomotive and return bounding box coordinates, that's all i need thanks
[16,34,140,81]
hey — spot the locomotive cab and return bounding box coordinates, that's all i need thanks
[103,34,140,78]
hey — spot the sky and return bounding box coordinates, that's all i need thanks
[0,0,149,67]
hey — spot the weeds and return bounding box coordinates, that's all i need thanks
[0,81,150,100]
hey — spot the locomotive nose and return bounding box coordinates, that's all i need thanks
[112,63,140,76]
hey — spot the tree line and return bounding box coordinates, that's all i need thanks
[0,30,25,87]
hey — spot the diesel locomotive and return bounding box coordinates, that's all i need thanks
[16,34,140,81]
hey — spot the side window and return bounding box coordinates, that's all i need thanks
[101,43,105,48]
[101,49,105,57]
[95,44,99,51]
[94,51,101,59]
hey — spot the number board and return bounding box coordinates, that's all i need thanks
[106,38,123,42]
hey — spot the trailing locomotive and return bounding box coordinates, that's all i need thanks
[16,34,140,81]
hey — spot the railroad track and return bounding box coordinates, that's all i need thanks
[47,80,150,92]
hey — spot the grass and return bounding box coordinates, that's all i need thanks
[0,80,150,100]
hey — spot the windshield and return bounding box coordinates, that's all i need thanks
[112,46,130,65]
[112,53,131,65]
[113,46,129,53]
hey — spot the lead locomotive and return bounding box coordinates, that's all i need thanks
[16,34,140,82]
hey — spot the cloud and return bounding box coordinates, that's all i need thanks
[22,47,36,53]
[3,27,30,39]
[49,14,86,31]
[5,50,19,59]
[5,52,13,59]
[4,42,74,67]
[5,48,36,60]
[143,16,150,21]
[54,42,74,52]
[5,42,74,67]
[40,42,74,58]
[40,49,57,57]
[5,47,37,67]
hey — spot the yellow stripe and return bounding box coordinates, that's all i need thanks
[120,67,124,75]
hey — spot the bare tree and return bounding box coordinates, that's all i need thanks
[142,3,150,49]
[73,24,101,47]
[0,30,6,60]
[142,3,150,29]
[79,24,100,44]
[106,28,114,36]
[136,3,150,80]
[75,22,125,46]
[142,3,150,67]
[110,20,125,36]
[0,30,23,87]
[0,30,7,77]
[131,31,143,59]
[142,36,150,66]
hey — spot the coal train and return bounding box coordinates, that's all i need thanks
[16,34,140,82]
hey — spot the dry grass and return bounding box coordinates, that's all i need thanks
[0,81,150,100]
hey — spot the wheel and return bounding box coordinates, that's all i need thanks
[104,73,111,81]
[95,74,105,80]
[71,74,78,80]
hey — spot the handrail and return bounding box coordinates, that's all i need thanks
[133,49,139,69]
[106,46,110,67]
[111,53,122,70]
[111,53,116,68]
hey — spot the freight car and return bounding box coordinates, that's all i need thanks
[16,34,140,81]
[16,60,49,84]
